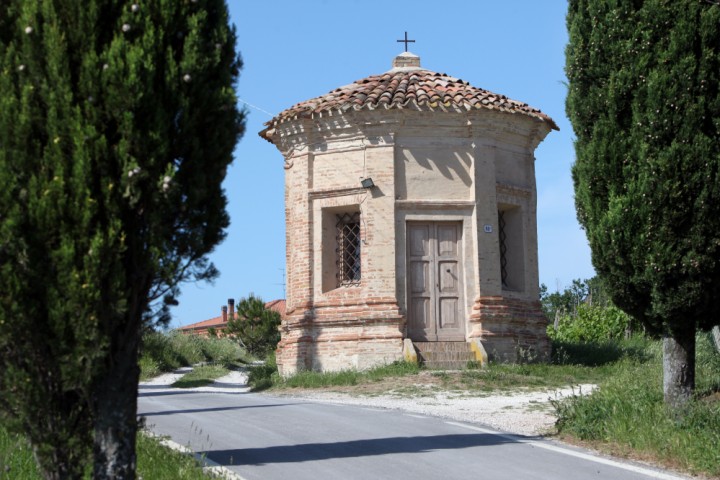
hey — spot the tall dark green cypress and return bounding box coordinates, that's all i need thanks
[0,1,244,478]
[566,0,720,408]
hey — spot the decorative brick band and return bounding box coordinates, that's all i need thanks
[276,300,405,375]
[468,295,550,361]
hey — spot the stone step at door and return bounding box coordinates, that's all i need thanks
[413,341,477,370]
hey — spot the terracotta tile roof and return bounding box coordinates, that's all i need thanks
[265,299,286,318]
[177,315,224,333]
[260,55,557,141]
[177,299,286,333]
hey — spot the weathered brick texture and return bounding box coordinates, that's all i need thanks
[468,296,551,362]
[262,53,555,374]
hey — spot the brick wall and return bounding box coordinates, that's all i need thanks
[468,295,550,362]
[269,107,552,374]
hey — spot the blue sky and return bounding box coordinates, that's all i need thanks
[169,0,595,328]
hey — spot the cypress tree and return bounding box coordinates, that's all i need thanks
[566,0,720,408]
[0,1,244,478]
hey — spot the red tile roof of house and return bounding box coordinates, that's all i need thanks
[178,299,286,334]
[264,299,286,318]
[179,315,225,333]
[260,53,557,142]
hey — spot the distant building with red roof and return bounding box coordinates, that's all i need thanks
[178,298,286,336]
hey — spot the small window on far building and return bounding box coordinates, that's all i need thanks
[336,212,361,286]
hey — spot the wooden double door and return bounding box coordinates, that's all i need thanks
[407,222,465,341]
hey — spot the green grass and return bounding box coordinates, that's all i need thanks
[135,433,214,480]
[0,424,37,478]
[453,338,656,392]
[454,362,610,391]
[365,360,421,379]
[281,369,362,388]
[247,355,421,391]
[255,339,655,394]
[553,332,720,477]
[551,336,653,366]
[249,335,719,477]
[0,424,215,479]
[171,364,230,388]
[258,342,641,394]
[140,331,250,381]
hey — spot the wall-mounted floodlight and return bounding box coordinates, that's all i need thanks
[361,177,375,189]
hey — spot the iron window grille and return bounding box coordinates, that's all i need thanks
[336,212,361,286]
[498,210,508,288]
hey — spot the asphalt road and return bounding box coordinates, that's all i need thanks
[137,387,688,480]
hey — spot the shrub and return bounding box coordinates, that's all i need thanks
[139,331,248,379]
[140,330,205,372]
[138,356,161,381]
[199,336,248,367]
[225,294,280,357]
[548,304,630,342]
[247,352,278,391]
[551,336,654,367]
[140,331,184,372]
[167,332,206,366]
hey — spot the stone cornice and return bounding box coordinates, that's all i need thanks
[309,186,367,200]
[496,182,532,198]
[395,199,476,209]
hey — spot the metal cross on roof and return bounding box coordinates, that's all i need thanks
[396,31,415,52]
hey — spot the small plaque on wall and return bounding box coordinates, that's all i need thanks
[484,224,493,233]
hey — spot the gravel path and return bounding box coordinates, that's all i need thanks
[274,385,596,436]
[140,368,595,436]
[139,367,251,394]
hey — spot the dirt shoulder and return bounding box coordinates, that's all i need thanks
[270,371,596,436]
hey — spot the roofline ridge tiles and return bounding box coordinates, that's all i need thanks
[259,62,558,143]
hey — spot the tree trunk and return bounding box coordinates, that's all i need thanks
[711,325,720,354]
[663,326,696,410]
[92,337,140,479]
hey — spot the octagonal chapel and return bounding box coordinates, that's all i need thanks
[260,52,558,375]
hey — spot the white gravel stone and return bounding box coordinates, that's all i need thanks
[278,385,596,436]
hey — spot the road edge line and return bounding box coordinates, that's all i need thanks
[444,421,689,480]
